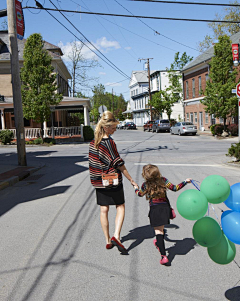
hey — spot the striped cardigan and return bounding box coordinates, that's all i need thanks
[89,137,125,188]
[135,177,187,206]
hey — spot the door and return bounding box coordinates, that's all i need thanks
[199,112,203,130]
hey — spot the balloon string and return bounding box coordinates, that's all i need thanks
[190,179,200,191]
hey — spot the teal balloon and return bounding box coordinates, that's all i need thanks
[200,175,230,204]
[192,217,222,247]
[177,189,208,220]
[208,231,236,265]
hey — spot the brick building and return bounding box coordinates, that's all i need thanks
[182,31,240,131]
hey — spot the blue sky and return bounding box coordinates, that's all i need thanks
[0,0,227,100]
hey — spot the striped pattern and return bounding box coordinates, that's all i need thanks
[135,177,187,206]
[89,137,125,188]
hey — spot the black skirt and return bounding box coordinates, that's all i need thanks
[96,183,125,206]
[148,203,170,227]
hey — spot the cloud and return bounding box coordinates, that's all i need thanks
[99,72,106,75]
[124,47,131,50]
[58,37,120,62]
[105,82,122,87]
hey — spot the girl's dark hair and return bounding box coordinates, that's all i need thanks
[141,164,166,199]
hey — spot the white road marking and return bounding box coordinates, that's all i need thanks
[134,163,223,167]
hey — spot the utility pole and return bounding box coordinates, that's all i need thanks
[138,58,153,120]
[112,88,114,113]
[6,0,27,166]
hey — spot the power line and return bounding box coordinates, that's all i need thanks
[24,6,240,24]
[31,2,131,80]
[47,0,131,79]
[129,0,240,7]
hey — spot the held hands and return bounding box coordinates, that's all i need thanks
[130,179,138,188]
[186,178,192,183]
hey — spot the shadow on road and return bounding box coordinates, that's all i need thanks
[225,286,240,301]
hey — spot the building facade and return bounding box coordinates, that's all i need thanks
[0,30,90,136]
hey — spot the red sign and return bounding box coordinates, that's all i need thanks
[232,44,239,63]
[15,0,24,40]
[236,83,240,97]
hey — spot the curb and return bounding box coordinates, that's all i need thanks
[0,164,45,192]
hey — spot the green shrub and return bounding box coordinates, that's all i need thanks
[33,138,43,144]
[227,124,238,136]
[25,140,34,145]
[0,129,14,145]
[43,137,56,144]
[83,126,94,141]
[210,124,224,136]
[226,142,240,161]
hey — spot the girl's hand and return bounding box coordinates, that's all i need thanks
[134,185,139,190]
[186,178,192,183]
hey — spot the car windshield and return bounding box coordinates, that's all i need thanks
[161,120,169,123]
[182,122,194,126]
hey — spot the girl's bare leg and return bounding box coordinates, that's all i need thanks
[154,225,164,235]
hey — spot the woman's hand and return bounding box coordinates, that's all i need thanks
[130,179,138,187]
[186,178,192,183]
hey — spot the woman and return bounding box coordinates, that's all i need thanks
[89,111,137,253]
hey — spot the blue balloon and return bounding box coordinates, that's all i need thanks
[221,210,240,245]
[224,183,240,212]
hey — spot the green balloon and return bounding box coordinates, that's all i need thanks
[177,189,208,220]
[192,217,222,247]
[200,175,230,204]
[208,231,236,265]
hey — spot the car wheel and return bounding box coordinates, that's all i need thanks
[192,133,196,136]
[178,130,181,136]
[148,128,150,132]
[170,130,173,135]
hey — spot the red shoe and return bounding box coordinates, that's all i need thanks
[111,236,126,253]
[106,243,114,249]
[160,255,169,265]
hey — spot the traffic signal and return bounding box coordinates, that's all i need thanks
[0,9,7,18]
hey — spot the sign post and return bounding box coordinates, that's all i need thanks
[235,83,240,142]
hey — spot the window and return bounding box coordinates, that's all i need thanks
[157,76,159,91]
[135,101,136,109]
[186,81,189,99]
[192,79,195,98]
[136,89,138,95]
[205,113,209,124]
[194,112,197,123]
[186,113,189,121]
[206,73,209,81]
[190,112,193,123]
[199,76,202,95]
[219,117,224,124]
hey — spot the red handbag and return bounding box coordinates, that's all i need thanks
[170,208,176,219]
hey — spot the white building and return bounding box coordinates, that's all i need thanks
[128,70,184,126]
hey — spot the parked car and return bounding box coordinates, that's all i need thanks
[170,122,197,136]
[117,121,123,129]
[125,122,136,130]
[143,120,155,132]
[152,119,171,133]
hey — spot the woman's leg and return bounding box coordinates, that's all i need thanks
[113,203,125,241]
[100,205,111,244]
[154,225,166,256]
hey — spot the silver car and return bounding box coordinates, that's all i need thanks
[170,122,197,136]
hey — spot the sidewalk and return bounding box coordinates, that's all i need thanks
[0,163,44,191]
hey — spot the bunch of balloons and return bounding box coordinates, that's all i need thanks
[177,175,239,265]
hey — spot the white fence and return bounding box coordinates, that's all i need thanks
[0,126,84,139]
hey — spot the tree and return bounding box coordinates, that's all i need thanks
[201,35,238,130]
[65,41,100,96]
[20,33,62,137]
[198,1,240,52]
[150,52,193,120]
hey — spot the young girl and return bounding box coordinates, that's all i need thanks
[134,164,191,265]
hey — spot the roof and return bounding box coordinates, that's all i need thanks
[182,31,240,72]
[131,70,156,83]
[0,30,63,61]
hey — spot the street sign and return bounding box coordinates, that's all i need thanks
[232,89,236,93]
[98,105,107,115]
[236,83,240,97]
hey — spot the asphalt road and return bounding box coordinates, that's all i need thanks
[0,130,239,301]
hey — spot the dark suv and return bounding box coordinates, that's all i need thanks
[152,119,171,133]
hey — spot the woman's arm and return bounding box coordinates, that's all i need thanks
[118,164,138,187]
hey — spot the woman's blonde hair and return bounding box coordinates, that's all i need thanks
[94,111,119,149]
[141,164,166,199]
